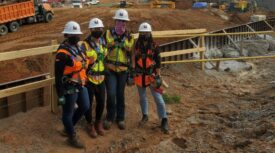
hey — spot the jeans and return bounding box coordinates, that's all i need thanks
[105,70,128,122]
[85,82,106,123]
[137,86,167,119]
[62,86,90,136]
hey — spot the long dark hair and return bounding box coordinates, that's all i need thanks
[135,33,154,50]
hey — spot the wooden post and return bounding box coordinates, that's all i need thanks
[215,61,220,71]
[7,94,24,117]
[0,98,8,119]
[42,85,51,107]
[240,40,244,56]
[50,40,58,113]
[199,36,205,70]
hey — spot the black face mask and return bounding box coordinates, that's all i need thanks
[139,34,150,41]
[67,36,80,45]
[91,31,103,39]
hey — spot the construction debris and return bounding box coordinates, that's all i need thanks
[250,14,267,22]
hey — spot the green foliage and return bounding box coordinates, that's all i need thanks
[163,93,181,104]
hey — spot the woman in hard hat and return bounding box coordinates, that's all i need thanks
[55,21,90,148]
[81,18,107,138]
[133,22,169,134]
[104,9,134,130]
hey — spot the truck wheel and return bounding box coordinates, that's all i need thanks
[8,21,20,32]
[0,25,8,36]
[45,12,53,23]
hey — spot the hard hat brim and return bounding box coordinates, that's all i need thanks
[62,31,83,34]
[139,30,152,32]
[113,16,130,21]
[89,25,104,29]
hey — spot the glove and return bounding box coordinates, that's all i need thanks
[58,96,65,106]
[154,75,162,88]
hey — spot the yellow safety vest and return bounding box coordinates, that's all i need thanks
[105,29,134,72]
[82,38,107,85]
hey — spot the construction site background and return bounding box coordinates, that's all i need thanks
[0,0,274,152]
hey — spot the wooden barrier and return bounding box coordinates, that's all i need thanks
[160,47,205,57]
[151,31,275,38]
[162,55,275,64]
[0,45,58,62]
[0,43,58,118]
[0,78,54,99]
[132,29,207,39]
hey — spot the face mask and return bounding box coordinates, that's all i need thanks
[139,34,150,41]
[115,20,126,36]
[67,35,80,45]
[91,31,103,39]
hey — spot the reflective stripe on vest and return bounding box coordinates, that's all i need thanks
[134,49,155,87]
[83,40,107,85]
[106,29,134,72]
[57,49,88,86]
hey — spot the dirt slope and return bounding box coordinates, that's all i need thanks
[0,7,248,52]
[0,59,274,153]
[0,7,252,83]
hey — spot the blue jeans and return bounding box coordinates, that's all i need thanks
[85,82,106,123]
[105,70,128,122]
[137,86,167,119]
[62,86,90,136]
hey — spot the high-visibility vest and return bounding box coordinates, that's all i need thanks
[57,44,89,86]
[82,37,107,85]
[105,28,134,72]
[134,48,156,87]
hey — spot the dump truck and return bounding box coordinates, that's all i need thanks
[0,0,54,36]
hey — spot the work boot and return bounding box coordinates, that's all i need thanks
[59,129,68,137]
[117,121,125,130]
[67,135,85,149]
[87,123,97,138]
[95,121,105,136]
[161,118,169,134]
[139,114,148,127]
[104,120,112,130]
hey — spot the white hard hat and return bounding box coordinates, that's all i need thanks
[113,9,130,21]
[89,18,104,29]
[62,21,83,35]
[139,22,152,32]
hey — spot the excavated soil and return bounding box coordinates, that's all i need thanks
[0,59,274,153]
